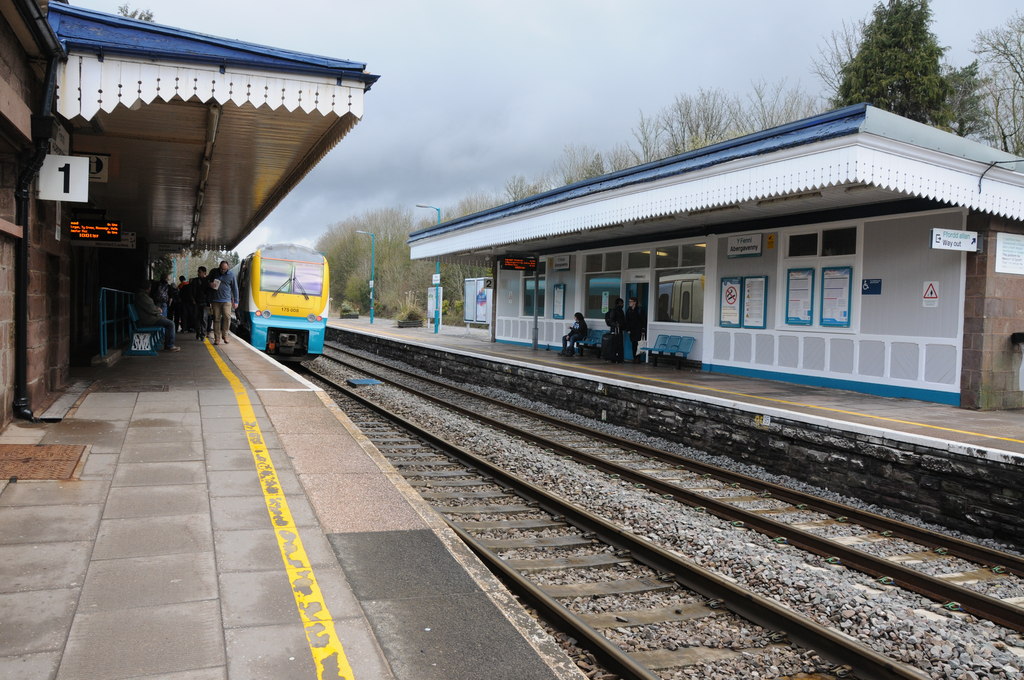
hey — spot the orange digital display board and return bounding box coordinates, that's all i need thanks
[69,220,121,242]
[499,255,537,271]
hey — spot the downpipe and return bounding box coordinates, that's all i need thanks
[13,55,60,421]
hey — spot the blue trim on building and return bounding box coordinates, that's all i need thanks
[47,3,379,86]
[496,338,557,351]
[703,364,961,406]
[408,104,869,243]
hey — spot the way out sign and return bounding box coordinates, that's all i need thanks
[923,281,940,308]
[38,155,89,202]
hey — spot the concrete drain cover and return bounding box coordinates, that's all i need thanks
[0,444,85,480]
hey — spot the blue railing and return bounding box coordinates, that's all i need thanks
[99,287,134,357]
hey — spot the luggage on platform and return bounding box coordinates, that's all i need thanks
[622,331,634,361]
[601,332,623,362]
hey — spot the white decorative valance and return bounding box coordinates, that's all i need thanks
[56,53,365,120]
[410,135,1024,260]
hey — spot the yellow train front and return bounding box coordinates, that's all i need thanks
[233,243,329,360]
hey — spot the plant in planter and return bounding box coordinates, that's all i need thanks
[396,304,424,328]
[338,300,359,319]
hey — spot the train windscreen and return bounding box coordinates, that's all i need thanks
[260,258,324,296]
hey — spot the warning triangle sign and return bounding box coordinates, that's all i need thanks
[923,283,939,299]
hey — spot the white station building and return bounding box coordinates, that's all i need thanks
[409,105,1024,410]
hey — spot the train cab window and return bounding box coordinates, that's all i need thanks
[260,258,324,296]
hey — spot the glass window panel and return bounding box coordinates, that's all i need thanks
[585,254,603,272]
[260,258,293,293]
[822,227,857,256]
[655,246,679,268]
[523,277,545,316]
[680,243,706,267]
[605,251,621,271]
[788,233,818,257]
[292,262,324,296]
[655,268,705,323]
[585,274,620,318]
[627,250,650,269]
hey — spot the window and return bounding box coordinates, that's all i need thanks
[627,250,650,268]
[787,227,856,257]
[260,258,324,296]
[781,226,857,328]
[655,269,704,323]
[654,242,705,323]
[523,276,545,316]
[788,233,818,257]
[585,274,620,317]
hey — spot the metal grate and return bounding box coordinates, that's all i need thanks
[0,444,86,480]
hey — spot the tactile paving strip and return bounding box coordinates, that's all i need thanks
[0,444,85,479]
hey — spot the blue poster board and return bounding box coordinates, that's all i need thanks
[820,266,852,327]
[785,268,814,325]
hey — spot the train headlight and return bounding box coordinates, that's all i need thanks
[261,310,272,318]
[307,313,317,322]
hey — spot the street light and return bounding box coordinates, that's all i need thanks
[416,204,442,334]
[355,230,375,324]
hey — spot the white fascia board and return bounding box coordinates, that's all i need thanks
[57,53,365,120]
[410,133,1024,260]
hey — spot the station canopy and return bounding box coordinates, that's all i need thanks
[48,2,378,250]
[408,104,1024,264]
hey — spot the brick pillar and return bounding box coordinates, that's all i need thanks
[962,213,1024,410]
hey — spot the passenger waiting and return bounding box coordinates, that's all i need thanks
[560,313,588,356]
[135,281,180,352]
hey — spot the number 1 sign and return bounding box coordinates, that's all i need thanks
[38,155,89,203]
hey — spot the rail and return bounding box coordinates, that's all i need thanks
[98,287,134,357]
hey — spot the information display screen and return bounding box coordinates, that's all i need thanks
[69,220,121,242]
[499,255,537,271]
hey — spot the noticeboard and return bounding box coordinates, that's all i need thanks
[69,219,121,242]
[499,255,537,271]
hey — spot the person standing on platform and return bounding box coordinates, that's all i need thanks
[603,298,626,363]
[624,296,647,362]
[188,266,210,340]
[176,275,190,332]
[208,260,238,346]
[135,282,180,352]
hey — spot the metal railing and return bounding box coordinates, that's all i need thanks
[99,287,134,357]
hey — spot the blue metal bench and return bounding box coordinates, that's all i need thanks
[575,328,606,356]
[126,304,165,356]
[639,334,695,369]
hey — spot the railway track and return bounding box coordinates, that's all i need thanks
[318,342,1024,635]
[302,361,928,680]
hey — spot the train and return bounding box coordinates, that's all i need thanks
[232,243,330,360]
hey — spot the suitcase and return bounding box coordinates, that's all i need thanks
[622,331,634,361]
[601,332,623,362]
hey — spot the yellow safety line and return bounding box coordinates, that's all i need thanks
[205,340,354,679]
[333,325,1024,447]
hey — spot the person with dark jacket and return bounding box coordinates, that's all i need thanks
[560,313,588,356]
[187,266,210,340]
[624,296,647,361]
[135,282,179,351]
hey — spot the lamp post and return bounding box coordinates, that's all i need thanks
[416,204,442,334]
[355,230,375,324]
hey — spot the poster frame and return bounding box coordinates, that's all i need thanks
[785,268,815,326]
[719,276,743,328]
[742,275,768,329]
[820,266,852,327]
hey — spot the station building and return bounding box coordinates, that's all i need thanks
[409,105,1024,410]
[0,0,377,428]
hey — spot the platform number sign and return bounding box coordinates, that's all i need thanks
[38,155,89,203]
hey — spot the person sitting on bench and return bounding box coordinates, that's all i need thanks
[560,313,588,356]
[136,281,180,352]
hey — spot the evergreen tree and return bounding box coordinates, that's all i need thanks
[837,0,949,126]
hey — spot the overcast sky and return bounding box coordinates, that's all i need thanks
[75,0,1018,254]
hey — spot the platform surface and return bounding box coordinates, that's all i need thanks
[0,332,578,680]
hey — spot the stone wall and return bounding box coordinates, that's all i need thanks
[329,327,1024,545]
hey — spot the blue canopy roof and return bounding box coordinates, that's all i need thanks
[48,2,379,86]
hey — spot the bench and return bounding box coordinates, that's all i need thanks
[639,334,695,369]
[575,328,607,356]
[126,304,165,356]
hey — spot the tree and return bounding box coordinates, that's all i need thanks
[975,12,1024,154]
[116,4,155,21]
[813,19,865,106]
[740,78,820,134]
[553,143,607,185]
[836,0,949,126]
[941,61,987,138]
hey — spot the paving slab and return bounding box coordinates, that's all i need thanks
[93,513,213,559]
[0,541,92,593]
[78,552,218,611]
